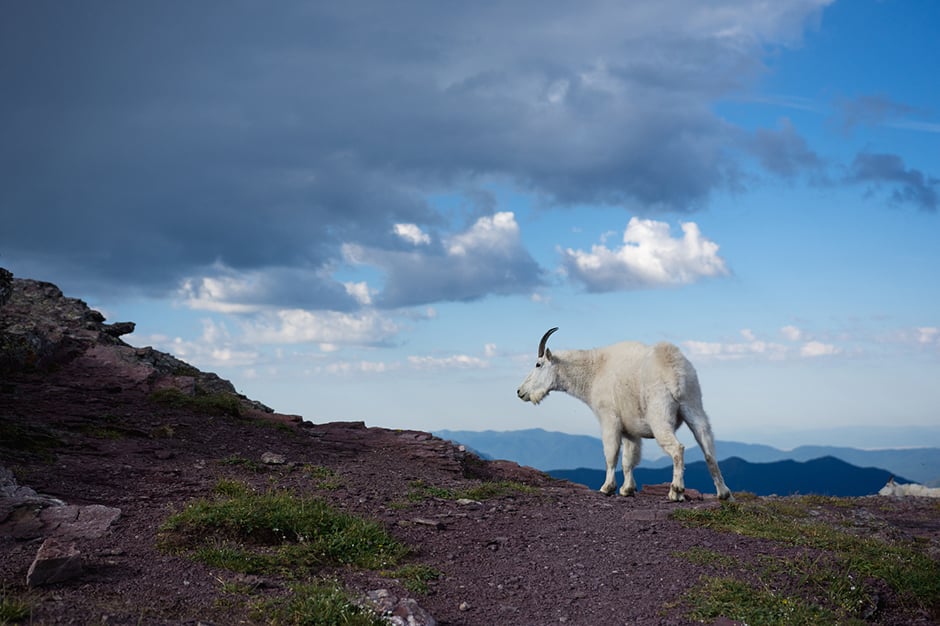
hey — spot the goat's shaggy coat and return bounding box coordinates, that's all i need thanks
[517,328,732,501]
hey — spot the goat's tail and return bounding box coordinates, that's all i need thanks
[652,342,692,402]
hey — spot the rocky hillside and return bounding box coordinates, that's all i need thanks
[1,269,939,625]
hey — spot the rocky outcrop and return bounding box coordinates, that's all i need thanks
[0,270,135,373]
[0,268,271,412]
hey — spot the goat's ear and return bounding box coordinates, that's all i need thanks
[545,348,553,360]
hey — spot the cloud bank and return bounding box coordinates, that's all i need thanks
[2,0,836,308]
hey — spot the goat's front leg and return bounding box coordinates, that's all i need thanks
[598,416,622,495]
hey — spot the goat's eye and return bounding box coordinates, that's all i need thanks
[535,362,541,368]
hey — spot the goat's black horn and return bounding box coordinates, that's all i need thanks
[538,327,559,358]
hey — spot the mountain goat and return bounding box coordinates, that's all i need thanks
[517,327,732,502]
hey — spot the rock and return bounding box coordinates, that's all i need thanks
[102,321,136,337]
[39,504,121,540]
[640,483,703,500]
[364,589,438,626]
[0,276,254,413]
[0,466,68,538]
[261,452,287,465]
[412,518,445,530]
[0,267,12,307]
[26,538,83,587]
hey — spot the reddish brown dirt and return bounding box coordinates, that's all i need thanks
[2,369,939,625]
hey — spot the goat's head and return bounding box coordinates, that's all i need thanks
[516,327,559,405]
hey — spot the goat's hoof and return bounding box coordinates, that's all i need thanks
[599,484,616,496]
[668,487,685,502]
[619,486,636,497]
[719,490,734,501]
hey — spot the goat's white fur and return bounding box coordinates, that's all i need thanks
[517,328,732,502]
[879,477,940,498]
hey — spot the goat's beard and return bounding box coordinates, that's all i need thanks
[530,390,549,405]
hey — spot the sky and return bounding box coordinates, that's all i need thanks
[2,1,939,450]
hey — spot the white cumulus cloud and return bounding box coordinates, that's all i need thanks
[800,341,840,357]
[345,212,544,307]
[407,354,489,370]
[241,309,399,346]
[393,223,431,246]
[561,218,729,291]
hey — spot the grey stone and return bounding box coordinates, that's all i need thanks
[261,452,287,465]
[27,538,83,587]
[365,589,438,626]
[39,504,121,540]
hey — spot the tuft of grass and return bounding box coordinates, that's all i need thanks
[304,465,343,490]
[395,479,536,507]
[0,418,62,461]
[673,546,740,569]
[683,576,848,625]
[460,480,536,501]
[149,424,176,439]
[0,590,32,624]
[149,388,243,417]
[385,564,444,595]
[159,480,407,572]
[251,579,385,626]
[673,498,940,622]
[218,455,265,473]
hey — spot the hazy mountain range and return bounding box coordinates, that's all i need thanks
[435,428,940,493]
[550,457,902,497]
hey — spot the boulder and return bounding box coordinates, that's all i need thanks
[39,504,121,540]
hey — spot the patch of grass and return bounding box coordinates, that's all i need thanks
[149,388,243,417]
[396,479,536,507]
[673,498,940,621]
[193,541,273,574]
[149,424,176,439]
[304,465,343,490]
[0,418,62,461]
[79,424,128,440]
[0,589,32,624]
[159,480,407,572]
[459,480,536,501]
[218,455,265,473]
[673,546,740,569]
[386,564,443,595]
[683,576,848,625]
[171,364,201,377]
[251,579,385,626]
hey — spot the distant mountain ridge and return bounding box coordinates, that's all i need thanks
[434,428,940,486]
[550,456,906,497]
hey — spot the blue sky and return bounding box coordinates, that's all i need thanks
[2,1,938,450]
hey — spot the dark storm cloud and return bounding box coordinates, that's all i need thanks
[749,119,825,179]
[848,152,938,213]
[1,1,832,307]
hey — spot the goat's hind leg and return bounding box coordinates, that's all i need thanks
[619,435,641,496]
[681,403,733,501]
[650,402,685,501]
